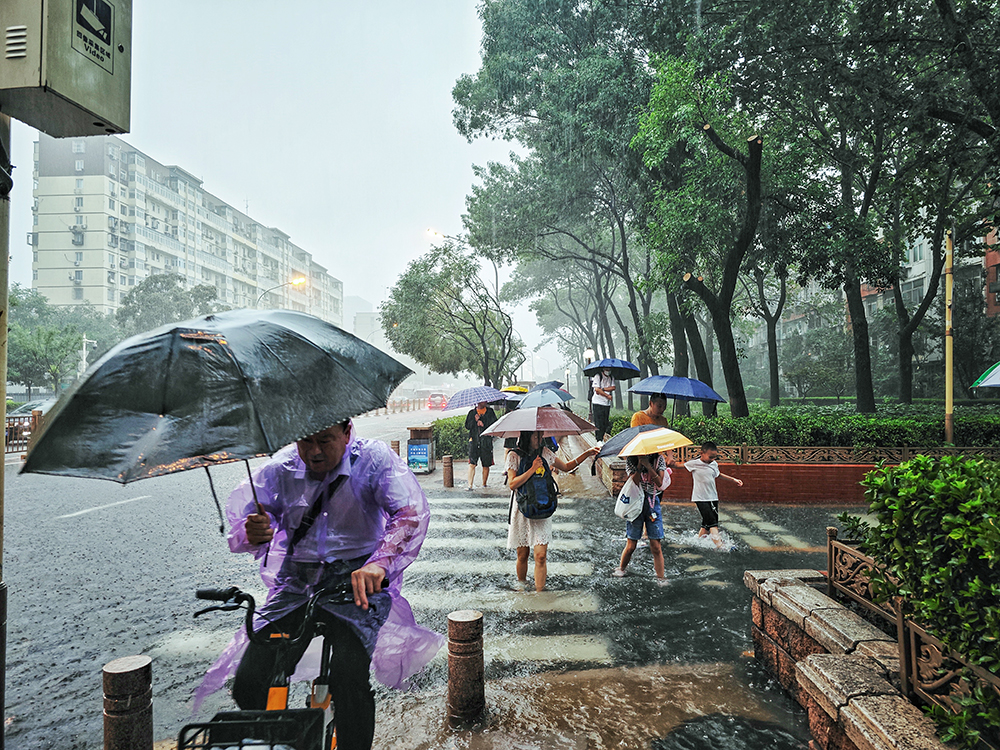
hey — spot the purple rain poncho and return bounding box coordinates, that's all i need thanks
[194,435,443,710]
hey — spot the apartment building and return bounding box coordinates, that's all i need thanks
[29,133,343,325]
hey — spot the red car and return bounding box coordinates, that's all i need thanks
[427,393,448,409]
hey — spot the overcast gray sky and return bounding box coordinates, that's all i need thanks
[9,1,565,380]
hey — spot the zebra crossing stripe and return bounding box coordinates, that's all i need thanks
[431,507,579,518]
[427,496,578,506]
[404,589,599,613]
[420,537,587,551]
[407,559,594,576]
[431,520,583,532]
[485,634,611,664]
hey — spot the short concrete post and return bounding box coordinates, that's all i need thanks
[447,610,484,725]
[390,440,400,456]
[442,455,454,487]
[103,655,152,750]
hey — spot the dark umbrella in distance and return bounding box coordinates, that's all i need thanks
[583,358,640,380]
[22,309,413,485]
[529,380,564,392]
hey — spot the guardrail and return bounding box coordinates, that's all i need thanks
[357,399,425,418]
[826,527,1000,748]
[4,414,37,455]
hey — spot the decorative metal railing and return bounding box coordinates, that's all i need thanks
[826,528,1000,749]
[4,415,34,454]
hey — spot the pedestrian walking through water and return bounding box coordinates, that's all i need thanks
[506,430,599,592]
[465,401,498,489]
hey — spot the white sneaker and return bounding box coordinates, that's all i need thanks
[611,568,626,578]
[656,577,670,587]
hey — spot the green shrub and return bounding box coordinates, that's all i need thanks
[603,404,1000,448]
[433,415,469,460]
[848,455,1000,747]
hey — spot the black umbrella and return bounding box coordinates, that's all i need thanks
[22,309,412,484]
[596,423,663,459]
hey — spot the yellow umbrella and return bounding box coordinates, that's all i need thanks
[501,385,529,393]
[617,427,693,457]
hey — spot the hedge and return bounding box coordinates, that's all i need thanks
[432,414,470,460]
[842,456,1000,748]
[604,404,1000,448]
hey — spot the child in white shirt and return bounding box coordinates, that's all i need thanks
[683,440,744,548]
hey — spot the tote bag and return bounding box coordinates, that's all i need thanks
[614,477,644,521]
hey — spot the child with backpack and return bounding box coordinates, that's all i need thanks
[506,430,599,592]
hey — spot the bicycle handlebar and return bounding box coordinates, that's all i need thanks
[193,578,389,645]
[196,587,241,602]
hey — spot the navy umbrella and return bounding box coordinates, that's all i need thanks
[583,358,640,380]
[629,375,725,402]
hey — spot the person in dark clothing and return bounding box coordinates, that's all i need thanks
[465,401,498,489]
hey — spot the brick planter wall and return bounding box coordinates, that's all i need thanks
[601,460,871,504]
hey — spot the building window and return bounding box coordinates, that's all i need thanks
[32,269,38,281]
[73,287,84,300]
[75,178,84,190]
[33,251,38,262]
[120,186,126,197]
[72,140,86,153]
[75,270,83,281]
[107,289,115,302]
[108,253,115,266]
[109,198,115,210]
[75,196,84,208]
[75,215,84,225]
[75,160,85,172]
[75,251,83,262]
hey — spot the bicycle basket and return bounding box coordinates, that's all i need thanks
[178,708,324,750]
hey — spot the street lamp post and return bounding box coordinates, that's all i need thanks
[256,276,306,308]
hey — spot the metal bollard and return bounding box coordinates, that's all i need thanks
[443,455,454,487]
[447,610,485,725]
[391,440,400,456]
[103,655,153,750]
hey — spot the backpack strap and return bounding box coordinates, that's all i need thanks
[288,448,360,554]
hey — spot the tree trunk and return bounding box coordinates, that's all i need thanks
[844,278,877,413]
[666,293,689,417]
[682,307,717,417]
[767,317,780,407]
[898,330,914,404]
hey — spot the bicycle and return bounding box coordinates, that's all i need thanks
[178,582,363,750]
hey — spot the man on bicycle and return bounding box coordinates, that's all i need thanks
[220,418,440,750]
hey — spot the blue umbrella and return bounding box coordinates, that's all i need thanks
[444,385,507,412]
[628,375,726,403]
[583,358,640,380]
[517,388,574,409]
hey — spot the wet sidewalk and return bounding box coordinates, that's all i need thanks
[387,443,851,749]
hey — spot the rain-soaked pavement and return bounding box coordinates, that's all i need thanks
[2,410,858,748]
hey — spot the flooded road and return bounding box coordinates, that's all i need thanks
[3,411,850,748]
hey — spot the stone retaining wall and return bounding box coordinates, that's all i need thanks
[744,569,946,750]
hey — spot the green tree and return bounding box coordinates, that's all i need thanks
[115,274,222,337]
[8,322,80,397]
[381,243,525,387]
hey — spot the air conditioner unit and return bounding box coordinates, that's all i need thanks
[74,260,80,266]
[74,206,81,212]
[26,232,36,246]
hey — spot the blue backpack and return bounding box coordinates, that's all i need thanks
[511,449,559,520]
